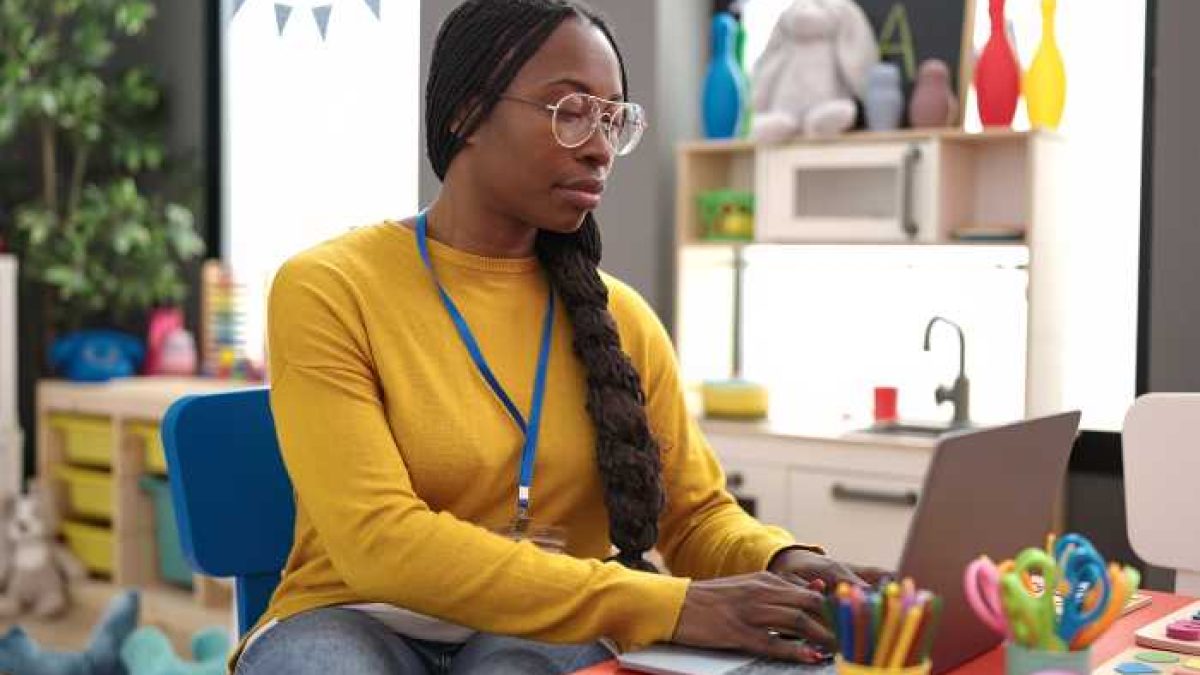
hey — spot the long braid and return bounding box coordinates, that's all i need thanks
[427,0,664,572]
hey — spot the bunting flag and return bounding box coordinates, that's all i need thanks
[274,3,293,34]
[230,0,382,36]
[312,5,333,40]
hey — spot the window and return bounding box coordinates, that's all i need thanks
[223,0,420,363]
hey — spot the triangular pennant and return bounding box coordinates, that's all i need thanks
[231,0,248,17]
[274,3,292,35]
[312,5,332,40]
[363,0,381,20]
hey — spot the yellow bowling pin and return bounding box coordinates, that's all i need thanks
[1025,0,1067,129]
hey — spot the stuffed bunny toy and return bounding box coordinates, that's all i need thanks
[750,0,879,141]
[0,484,88,619]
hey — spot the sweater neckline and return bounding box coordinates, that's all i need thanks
[382,220,540,275]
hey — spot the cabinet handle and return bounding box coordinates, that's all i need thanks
[898,144,921,239]
[831,482,919,507]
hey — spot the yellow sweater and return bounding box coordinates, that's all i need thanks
[262,221,801,651]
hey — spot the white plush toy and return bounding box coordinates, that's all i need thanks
[750,0,879,141]
[0,484,88,619]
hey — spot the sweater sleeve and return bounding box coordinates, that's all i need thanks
[266,255,688,651]
[611,285,823,579]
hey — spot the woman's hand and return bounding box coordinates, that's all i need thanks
[672,572,833,664]
[767,547,891,589]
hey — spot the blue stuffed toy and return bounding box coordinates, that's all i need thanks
[0,589,230,675]
[119,626,228,675]
[0,589,139,675]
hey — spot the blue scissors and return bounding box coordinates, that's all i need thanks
[1052,534,1112,645]
[1000,548,1063,651]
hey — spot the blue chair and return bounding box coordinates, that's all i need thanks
[160,387,295,636]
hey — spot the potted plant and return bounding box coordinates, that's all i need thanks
[0,0,205,380]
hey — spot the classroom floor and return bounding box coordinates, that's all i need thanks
[1,578,231,657]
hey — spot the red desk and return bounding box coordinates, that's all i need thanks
[575,590,1194,675]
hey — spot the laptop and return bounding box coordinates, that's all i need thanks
[617,411,1082,675]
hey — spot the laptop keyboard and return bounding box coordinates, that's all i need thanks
[727,659,836,674]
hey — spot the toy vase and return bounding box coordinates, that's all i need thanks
[864,62,905,131]
[974,0,1021,127]
[1024,0,1066,129]
[909,59,959,127]
[702,12,746,139]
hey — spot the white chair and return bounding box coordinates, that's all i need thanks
[1123,393,1200,595]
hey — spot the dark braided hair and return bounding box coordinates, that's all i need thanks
[426,0,664,573]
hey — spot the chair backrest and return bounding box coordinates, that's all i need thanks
[161,387,295,636]
[1122,393,1200,595]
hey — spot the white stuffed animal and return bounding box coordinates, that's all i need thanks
[750,0,879,141]
[0,484,88,619]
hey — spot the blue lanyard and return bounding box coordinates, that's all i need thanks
[415,211,554,521]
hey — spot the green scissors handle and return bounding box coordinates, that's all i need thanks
[1000,548,1065,651]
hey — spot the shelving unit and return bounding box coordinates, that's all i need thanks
[674,128,1068,419]
[673,130,1068,568]
[37,377,246,608]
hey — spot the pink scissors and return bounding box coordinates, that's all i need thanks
[964,555,1010,637]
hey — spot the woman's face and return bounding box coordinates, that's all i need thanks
[462,17,624,234]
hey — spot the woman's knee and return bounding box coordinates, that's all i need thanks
[235,608,427,675]
[451,635,612,675]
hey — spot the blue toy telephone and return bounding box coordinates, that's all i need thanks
[49,330,145,382]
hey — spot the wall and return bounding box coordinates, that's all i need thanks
[418,0,708,324]
[1146,0,1200,392]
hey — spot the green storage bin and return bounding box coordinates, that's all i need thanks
[138,475,193,589]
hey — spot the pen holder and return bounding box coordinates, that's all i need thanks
[1004,642,1091,675]
[835,657,932,674]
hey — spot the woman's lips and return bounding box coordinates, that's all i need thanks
[555,178,605,210]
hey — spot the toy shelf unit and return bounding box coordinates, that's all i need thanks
[674,128,1070,421]
[37,377,243,608]
[0,254,20,501]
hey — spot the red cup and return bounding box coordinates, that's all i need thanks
[874,386,898,422]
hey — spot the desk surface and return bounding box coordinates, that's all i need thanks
[575,590,1194,675]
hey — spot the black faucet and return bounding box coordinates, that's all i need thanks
[923,316,970,427]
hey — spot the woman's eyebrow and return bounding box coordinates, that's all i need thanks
[543,77,624,101]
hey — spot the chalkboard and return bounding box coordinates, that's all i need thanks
[853,0,977,125]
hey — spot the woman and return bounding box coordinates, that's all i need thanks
[235,1,882,673]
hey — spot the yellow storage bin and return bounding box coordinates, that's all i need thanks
[48,414,112,468]
[129,421,167,474]
[60,520,114,575]
[54,465,113,521]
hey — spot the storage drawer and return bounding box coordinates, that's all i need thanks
[755,141,937,242]
[129,420,167,474]
[787,469,921,569]
[61,520,114,575]
[48,413,112,468]
[54,465,113,521]
[717,458,789,531]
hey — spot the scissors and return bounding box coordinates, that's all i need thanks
[1071,563,1139,649]
[1053,534,1112,645]
[1000,548,1064,651]
[964,556,1010,637]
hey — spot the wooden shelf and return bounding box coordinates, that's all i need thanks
[37,376,249,610]
[676,127,1059,154]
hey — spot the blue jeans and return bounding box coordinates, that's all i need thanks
[234,607,614,674]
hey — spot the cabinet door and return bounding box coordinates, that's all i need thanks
[787,469,921,570]
[719,459,790,532]
[755,141,937,243]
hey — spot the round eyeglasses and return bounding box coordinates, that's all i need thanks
[500,91,647,156]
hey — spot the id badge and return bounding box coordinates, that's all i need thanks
[489,518,567,554]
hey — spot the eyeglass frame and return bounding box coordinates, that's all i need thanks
[498,91,647,156]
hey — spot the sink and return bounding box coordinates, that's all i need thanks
[858,421,964,437]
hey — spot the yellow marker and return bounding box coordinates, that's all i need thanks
[889,602,926,669]
[1046,532,1057,556]
[873,583,902,667]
